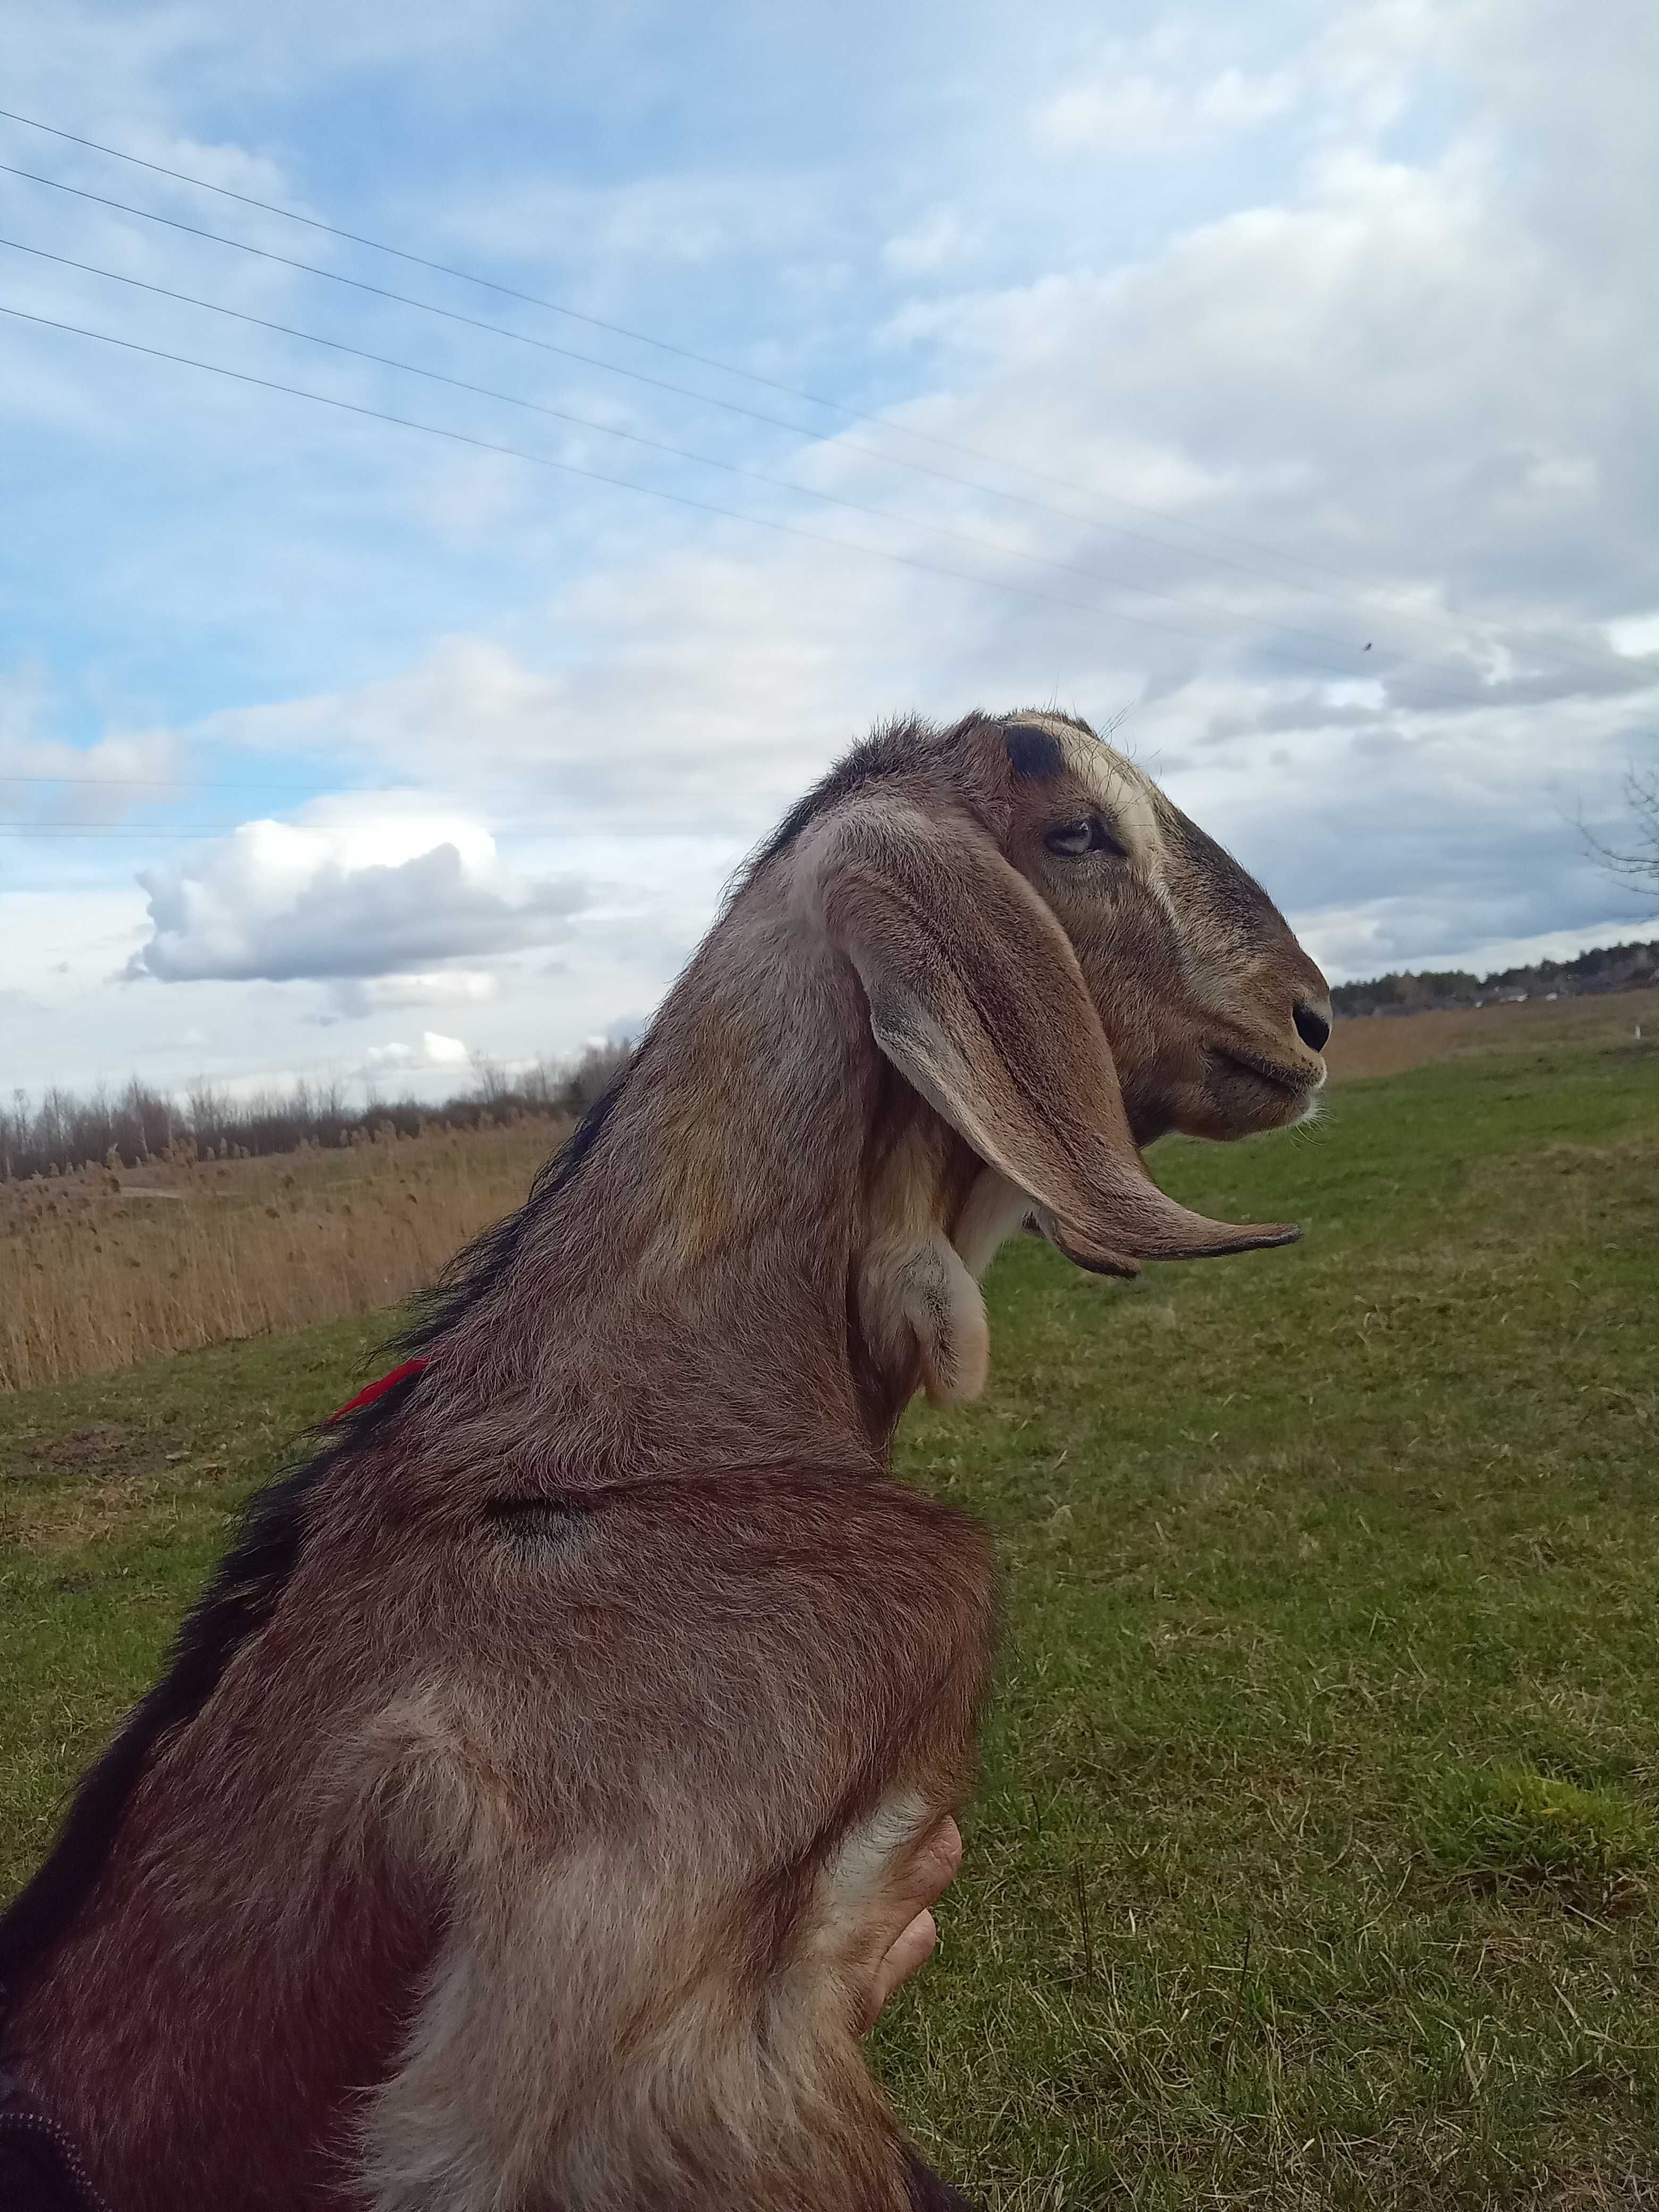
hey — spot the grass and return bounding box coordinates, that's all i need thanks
[3,1011,1657,2206]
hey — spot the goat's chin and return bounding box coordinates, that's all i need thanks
[1199,1048,1322,1138]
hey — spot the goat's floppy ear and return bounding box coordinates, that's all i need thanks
[818,802,1298,1275]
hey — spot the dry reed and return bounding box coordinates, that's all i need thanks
[6,986,1654,1394]
[0,1115,566,1392]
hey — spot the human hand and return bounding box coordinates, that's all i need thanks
[853,1815,963,2033]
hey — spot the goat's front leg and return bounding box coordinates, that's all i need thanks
[359,1797,971,2212]
[356,1471,996,2209]
[846,1812,983,2212]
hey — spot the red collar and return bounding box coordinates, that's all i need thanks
[328,1358,429,1423]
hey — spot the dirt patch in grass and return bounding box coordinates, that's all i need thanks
[31,1422,128,1467]
[2,1470,168,1552]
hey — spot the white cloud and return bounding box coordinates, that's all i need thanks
[198,575,918,837]
[438,170,823,270]
[882,207,981,278]
[357,1030,472,1078]
[317,969,502,1021]
[6,0,1659,1100]
[1035,63,1301,155]
[1608,612,1659,659]
[1,661,187,826]
[128,811,588,984]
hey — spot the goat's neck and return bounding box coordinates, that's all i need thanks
[443,916,1021,1482]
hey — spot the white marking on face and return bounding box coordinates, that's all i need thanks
[1016,716,1186,936]
[1009,716,1167,870]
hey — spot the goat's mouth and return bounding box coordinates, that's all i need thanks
[1207,1043,1322,1127]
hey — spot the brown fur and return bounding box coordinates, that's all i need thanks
[0,710,1328,2210]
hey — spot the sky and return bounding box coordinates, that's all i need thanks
[3,0,1656,1103]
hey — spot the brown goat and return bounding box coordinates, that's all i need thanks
[0,710,1330,2211]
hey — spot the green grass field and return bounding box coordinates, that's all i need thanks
[3,1028,1656,2208]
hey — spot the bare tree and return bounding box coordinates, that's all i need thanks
[470,1051,510,1109]
[1582,765,1659,907]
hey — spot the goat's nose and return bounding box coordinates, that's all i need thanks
[1293,1001,1331,1054]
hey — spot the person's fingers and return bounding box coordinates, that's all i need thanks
[859,1908,938,2031]
[890,1816,961,1930]
[854,1816,963,2032]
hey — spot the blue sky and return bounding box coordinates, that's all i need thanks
[3,0,1656,1101]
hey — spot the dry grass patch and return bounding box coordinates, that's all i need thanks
[0,1112,566,1390]
[1324,985,1659,1083]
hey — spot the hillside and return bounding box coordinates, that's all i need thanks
[1333,935,1658,1017]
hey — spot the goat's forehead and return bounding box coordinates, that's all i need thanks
[1006,715,1167,857]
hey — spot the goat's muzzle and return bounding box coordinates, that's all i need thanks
[1204,1039,1325,1133]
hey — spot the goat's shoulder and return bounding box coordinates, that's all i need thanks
[463,1464,995,1667]
[390,1466,996,1833]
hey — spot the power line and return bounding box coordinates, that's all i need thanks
[0,108,905,413]
[0,819,698,842]
[0,233,1400,669]
[0,773,338,789]
[6,103,1643,699]
[0,772,381,790]
[11,98,1616,659]
[2,150,1603,685]
[0,160,871,446]
[1,823,598,836]
[0,297,1403,678]
[1,811,681,835]
[7,288,1603,718]
[0,102,1389,586]
[8,156,1371,608]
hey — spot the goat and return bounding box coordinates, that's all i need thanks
[0,709,1330,2212]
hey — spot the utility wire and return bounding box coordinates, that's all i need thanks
[0,297,1405,680]
[4,264,1602,713]
[0,232,1400,668]
[0,107,932,418]
[1,823,609,836]
[6,103,1645,696]
[1,819,682,840]
[3,151,1609,684]
[0,773,389,790]
[1,102,1396,588]
[5,157,1383,614]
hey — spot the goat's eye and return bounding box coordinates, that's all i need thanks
[1043,817,1119,858]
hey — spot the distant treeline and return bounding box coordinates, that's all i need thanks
[0,1042,633,1184]
[11,928,1656,1178]
[1333,937,1659,1018]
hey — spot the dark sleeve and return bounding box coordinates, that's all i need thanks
[904,2147,983,2211]
[0,2102,112,2212]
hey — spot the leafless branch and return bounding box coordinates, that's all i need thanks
[1579,765,1659,904]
